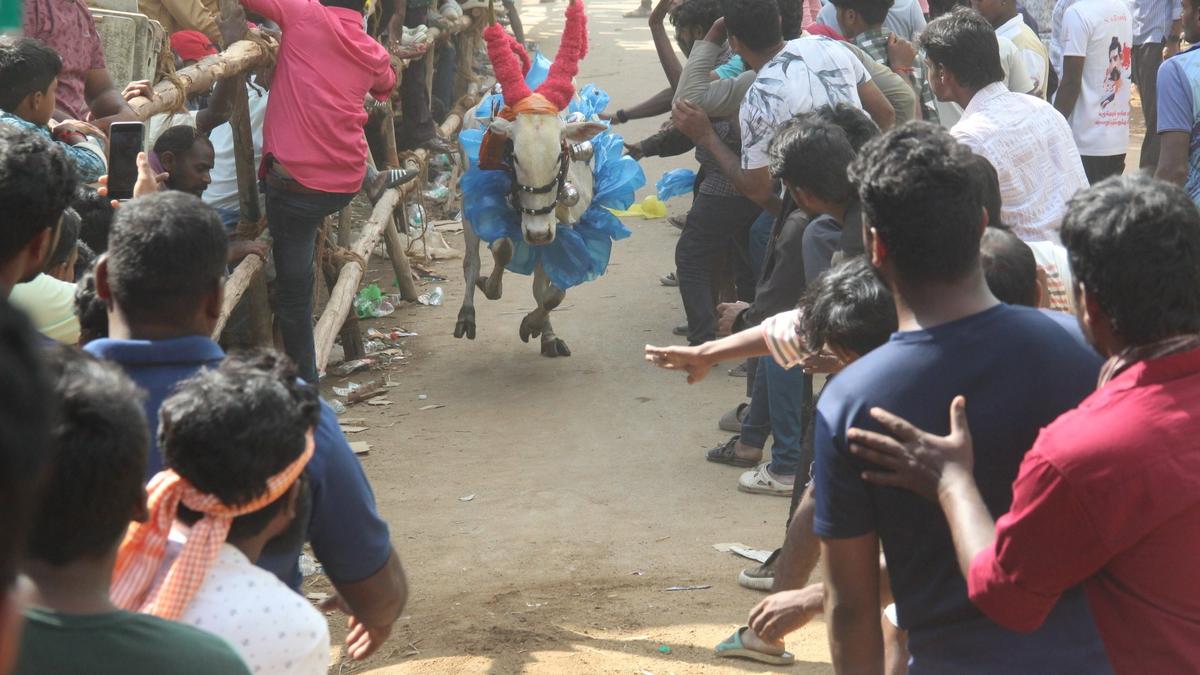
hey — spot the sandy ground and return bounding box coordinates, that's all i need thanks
[314,6,1154,672]
[311,1,833,672]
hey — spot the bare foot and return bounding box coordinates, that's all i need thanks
[741,627,786,656]
[734,439,764,465]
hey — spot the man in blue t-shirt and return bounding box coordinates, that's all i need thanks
[813,123,1112,673]
[1153,0,1200,203]
[87,191,407,662]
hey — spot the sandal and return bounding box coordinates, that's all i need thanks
[715,626,795,666]
[706,436,759,468]
[738,463,795,497]
[718,402,749,433]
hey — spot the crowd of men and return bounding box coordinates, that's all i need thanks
[1,0,1200,671]
[634,0,1200,670]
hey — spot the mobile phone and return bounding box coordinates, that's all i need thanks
[106,121,145,201]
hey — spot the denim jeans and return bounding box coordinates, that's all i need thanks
[748,208,775,277]
[739,356,812,477]
[674,192,758,344]
[265,186,355,383]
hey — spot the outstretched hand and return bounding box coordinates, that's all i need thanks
[97,152,168,208]
[645,344,714,384]
[319,594,393,660]
[847,396,974,501]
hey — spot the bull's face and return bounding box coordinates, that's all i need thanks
[489,114,606,246]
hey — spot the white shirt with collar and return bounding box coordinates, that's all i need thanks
[951,82,1088,243]
[936,35,1036,128]
[997,13,1051,98]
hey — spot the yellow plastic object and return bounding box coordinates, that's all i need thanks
[608,195,668,219]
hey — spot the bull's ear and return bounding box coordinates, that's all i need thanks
[563,121,607,143]
[489,118,514,137]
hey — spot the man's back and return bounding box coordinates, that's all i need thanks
[15,606,250,675]
[814,304,1111,671]
[952,83,1088,242]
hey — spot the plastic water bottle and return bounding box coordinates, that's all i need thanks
[426,287,444,306]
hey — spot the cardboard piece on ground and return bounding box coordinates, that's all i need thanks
[339,425,368,433]
[339,417,367,425]
[349,441,371,456]
[712,542,773,564]
[367,397,393,406]
[419,403,445,411]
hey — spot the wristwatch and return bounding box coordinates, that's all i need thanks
[615,109,629,124]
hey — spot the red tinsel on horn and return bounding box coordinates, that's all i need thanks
[535,0,587,111]
[484,22,532,106]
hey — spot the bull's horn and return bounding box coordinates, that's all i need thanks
[484,22,532,106]
[534,0,587,111]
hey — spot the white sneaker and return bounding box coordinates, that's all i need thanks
[737,463,794,497]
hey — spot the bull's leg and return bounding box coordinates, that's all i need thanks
[519,264,570,357]
[454,218,482,340]
[477,237,513,301]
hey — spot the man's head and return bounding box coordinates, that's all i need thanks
[1183,0,1200,44]
[670,0,725,55]
[850,121,985,288]
[769,114,857,214]
[0,301,54,673]
[980,226,1038,307]
[829,0,893,38]
[969,0,1016,28]
[74,266,108,347]
[800,256,897,366]
[966,152,1002,227]
[1061,175,1200,355]
[0,37,62,127]
[723,0,784,59]
[46,208,80,283]
[96,191,228,336]
[153,126,215,198]
[161,351,320,544]
[0,126,77,294]
[778,0,805,39]
[72,187,114,254]
[920,8,1005,102]
[26,347,149,568]
[811,102,880,151]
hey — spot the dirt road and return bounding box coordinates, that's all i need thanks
[314,1,834,672]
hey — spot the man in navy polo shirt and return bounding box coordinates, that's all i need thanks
[88,191,406,661]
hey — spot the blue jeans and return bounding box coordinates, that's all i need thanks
[739,356,812,476]
[748,209,775,276]
[265,186,355,383]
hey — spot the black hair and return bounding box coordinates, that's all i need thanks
[1060,175,1200,345]
[800,256,896,355]
[73,240,95,282]
[320,0,366,10]
[778,0,805,39]
[152,124,212,159]
[106,191,228,324]
[74,265,108,345]
[0,37,62,112]
[48,207,80,271]
[980,226,1037,306]
[849,121,984,283]
[723,0,783,51]
[27,347,148,565]
[829,0,894,26]
[0,125,77,263]
[670,0,724,32]
[72,187,115,254]
[0,300,54,586]
[768,115,857,204]
[966,152,1002,228]
[928,0,967,17]
[811,102,880,152]
[919,8,1005,90]
[161,350,320,541]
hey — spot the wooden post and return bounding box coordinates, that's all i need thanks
[229,80,261,223]
[128,39,273,120]
[332,207,366,361]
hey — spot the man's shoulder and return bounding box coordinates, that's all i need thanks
[125,612,248,665]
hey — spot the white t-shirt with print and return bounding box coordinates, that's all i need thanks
[1059,0,1133,156]
[739,36,869,170]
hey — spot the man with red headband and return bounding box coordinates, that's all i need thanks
[112,351,330,674]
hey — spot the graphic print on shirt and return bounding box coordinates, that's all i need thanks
[1059,0,1132,156]
[1099,36,1131,110]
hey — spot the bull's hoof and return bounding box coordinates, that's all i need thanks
[541,338,571,357]
[476,275,503,301]
[454,307,476,340]
[519,314,543,343]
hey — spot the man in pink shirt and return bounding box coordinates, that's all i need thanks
[241,0,396,382]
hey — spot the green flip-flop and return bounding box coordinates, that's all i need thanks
[714,626,796,666]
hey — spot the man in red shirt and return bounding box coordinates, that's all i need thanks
[848,173,1200,674]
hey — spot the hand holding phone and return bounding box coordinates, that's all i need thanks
[106,121,145,201]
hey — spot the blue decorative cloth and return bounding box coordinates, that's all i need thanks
[656,168,697,201]
[459,85,645,290]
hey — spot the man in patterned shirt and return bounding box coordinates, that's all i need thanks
[829,0,939,122]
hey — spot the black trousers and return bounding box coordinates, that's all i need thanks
[1081,154,1126,184]
[674,192,758,345]
[397,7,437,149]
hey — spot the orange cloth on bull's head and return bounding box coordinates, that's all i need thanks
[478,93,561,171]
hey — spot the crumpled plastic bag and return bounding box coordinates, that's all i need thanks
[656,168,696,201]
[608,195,667,219]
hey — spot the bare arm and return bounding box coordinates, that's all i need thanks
[326,548,408,659]
[1052,56,1084,121]
[673,99,780,213]
[1156,131,1191,186]
[857,79,896,131]
[774,484,821,591]
[823,534,885,675]
[613,87,675,123]
[195,75,241,135]
[85,69,137,132]
[645,323,770,383]
[938,469,998,578]
[648,0,682,88]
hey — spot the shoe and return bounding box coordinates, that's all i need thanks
[737,548,780,591]
[672,323,689,337]
[738,463,795,497]
[718,402,749,433]
[669,215,686,230]
[660,272,678,287]
[728,362,748,377]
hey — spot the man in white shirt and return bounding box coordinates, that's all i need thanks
[203,81,269,227]
[1053,0,1133,182]
[974,0,1051,97]
[921,8,1087,242]
[935,34,1036,127]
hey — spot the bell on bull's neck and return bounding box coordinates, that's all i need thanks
[558,181,580,207]
[568,141,594,163]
